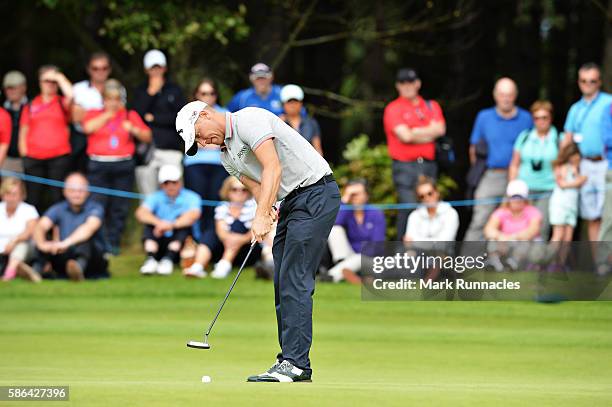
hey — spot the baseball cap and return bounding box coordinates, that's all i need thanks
[158,164,182,184]
[280,84,304,103]
[143,49,167,69]
[175,101,208,156]
[250,63,272,78]
[506,179,529,199]
[3,70,26,88]
[396,68,419,82]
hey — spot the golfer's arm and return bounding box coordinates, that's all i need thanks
[63,217,102,247]
[240,175,261,202]
[252,139,281,216]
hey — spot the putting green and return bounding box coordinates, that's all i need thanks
[1,255,611,406]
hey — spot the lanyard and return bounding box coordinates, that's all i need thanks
[574,93,600,133]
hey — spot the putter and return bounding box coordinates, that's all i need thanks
[187,240,258,350]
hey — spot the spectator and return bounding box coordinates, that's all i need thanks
[136,165,201,276]
[82,79,152,254]
[597,102,612,274]
[226,63,284,115]
[484,179,542,271]
[403,175,459,242]
[132,49,186,195]
[2,71,28,173]
[0,178,39,282]
[32,173,108,281]
[183,77,228,256]
[19,65,73,213]
[383,68,446,238]
[280,84,323,155]
[508,100,560,239]
[464,78,532,241]
[0,106,9,170]
[326,179,385,284]
[562,62,612,241]
[185,177,261,279]
[548,143,587,270]
[72,52,113,172]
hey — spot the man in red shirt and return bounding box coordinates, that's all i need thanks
[0,107,11,169]
[383,68,446,238]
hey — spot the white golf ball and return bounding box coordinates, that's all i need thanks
[201,375,211,383]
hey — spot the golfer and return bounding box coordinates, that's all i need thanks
[176,101,340,382]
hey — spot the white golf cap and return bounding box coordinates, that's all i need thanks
[175,101,208,156]
[506,179,529,199]
[280,84,304,103]
[158,164,182,184]
[143,49,167,69]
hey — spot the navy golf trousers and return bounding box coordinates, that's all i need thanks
[273,176,340,372]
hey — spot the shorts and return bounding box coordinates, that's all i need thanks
[579,158,608,220]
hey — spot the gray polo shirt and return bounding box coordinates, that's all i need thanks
[220,107,332,200]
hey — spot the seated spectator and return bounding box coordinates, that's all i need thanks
[280,84,323,155]
[83,79,151,254]
[184,177,264,279]
[403,175,459,242]
[136,165,201,276]
[509,100,560,239]
[327,179,385,284]
[484,179,542,271]
[0,178,39,282]
[32,173,108,281]
[2,71,28,173]
[19,65,73,213]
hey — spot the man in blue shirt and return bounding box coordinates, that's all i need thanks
[464,78,533,241]
[226,63,284,115]
[563,62,612,242]
[135,164,201,275]
[32,172,108,280]
[597,98,612,274]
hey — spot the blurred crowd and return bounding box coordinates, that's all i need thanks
[0,50,610,283]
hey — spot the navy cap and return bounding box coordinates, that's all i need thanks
[396,68,419,82]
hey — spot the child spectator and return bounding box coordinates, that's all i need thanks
[136,165,201,275]
[0,178,39,282]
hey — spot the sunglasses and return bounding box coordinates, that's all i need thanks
[533,115,550,121]
[198,91,216,97]
[90,65,110,72]
[230,187,248,192]
[579,79,599,85]
[417,190,435,200]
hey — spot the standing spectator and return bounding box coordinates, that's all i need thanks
[0,178,39,282]
[19,65,73,213]
[508,100,560,239]
[463,78,532,241]
[32,173,108,281]
[185,177,261,279]
[226,63,284,115]
[183,78,228,253]
[403,175,459,242]
[135,165,201,276]
[82,79,152,254]
[280,84,323,155]
[2,71,28,173]
[484,180,542,271]
[383,68,446,238]
[0,106,9,170]
[132,49,186,196]
[597,101,612,274]
[562,62,612,241]
[326,179,385,284]
[72,52,113,173]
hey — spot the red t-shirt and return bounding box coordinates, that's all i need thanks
[19,95,71,159]
[383,96,445,162]
[0,107,11,145]
[83,109,149,157]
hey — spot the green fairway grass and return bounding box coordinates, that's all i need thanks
[1,255,611,406]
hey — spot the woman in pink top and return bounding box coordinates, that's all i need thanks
[484,179,542,271]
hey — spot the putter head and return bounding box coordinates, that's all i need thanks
[187,340,211,349]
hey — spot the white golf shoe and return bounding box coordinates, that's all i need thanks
[210,260,232,279]
[140,257,158,275]
[184,263,206,279]
[156,258,174,275]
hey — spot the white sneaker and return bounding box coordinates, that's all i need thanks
[184,263,206,279]
[140,257,158,275]
[157,258,174,275]
[210,260,232,279]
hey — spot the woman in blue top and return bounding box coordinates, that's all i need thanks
[183,78,229,252]
[508,100,560,240]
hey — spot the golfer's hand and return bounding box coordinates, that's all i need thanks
[251,214,273,243]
